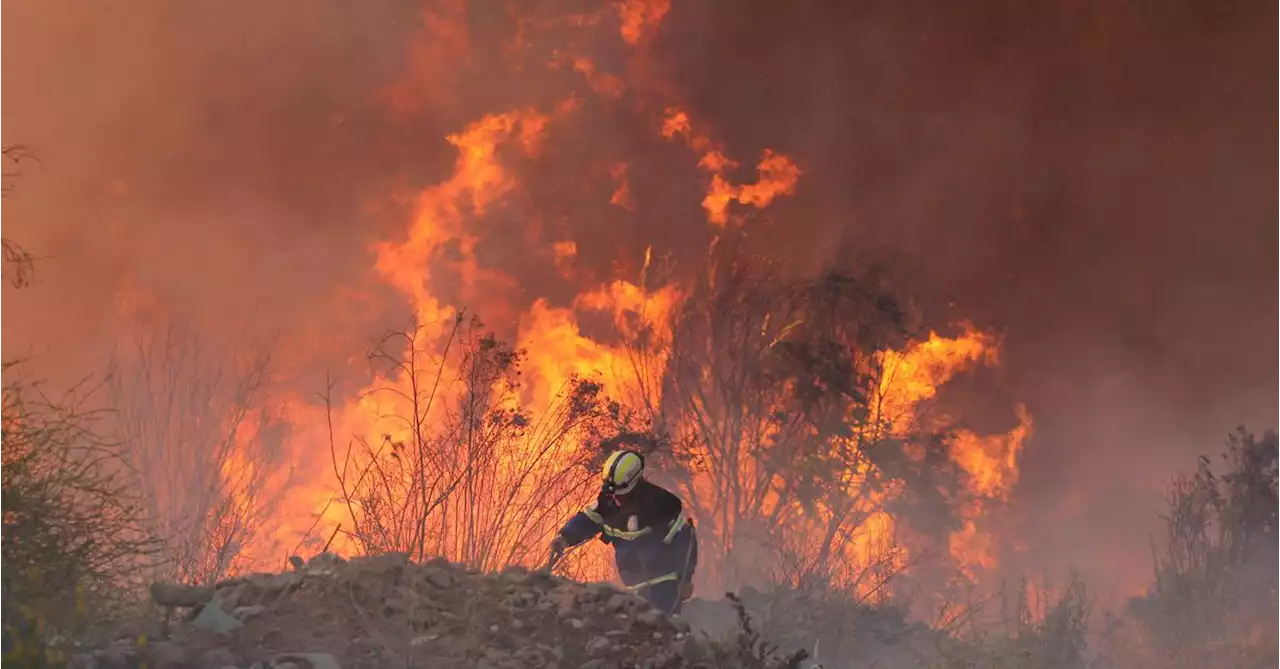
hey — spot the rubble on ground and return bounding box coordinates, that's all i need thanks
[67,553,805,669]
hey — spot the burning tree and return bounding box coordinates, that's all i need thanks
[330,313,643,572]
[651,243,974,597]
[107,323,289,585]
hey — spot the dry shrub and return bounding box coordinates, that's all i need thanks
[657,247,967,594]
[330,313,645,572]
[2,144,39,288]
[1098,428,1278,669]
[2,366,159,660]
[107,323,288,585]
[924,575,1089,669]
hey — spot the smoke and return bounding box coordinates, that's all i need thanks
[4,0,1275,600]
[3,0,431,381]
[653,0,1278,596]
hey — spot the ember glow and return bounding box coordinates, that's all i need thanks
[7,5,1280,660]
[2,0,1039,596]
[199,1,1029,592]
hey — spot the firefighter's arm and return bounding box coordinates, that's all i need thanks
[557,499,606,547]
[659,492,693,546]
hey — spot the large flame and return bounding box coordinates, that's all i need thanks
[188,0,1032,596]
[661,107,803,226]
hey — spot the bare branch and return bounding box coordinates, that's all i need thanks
[329,313,639,572]
[2,365,161,639]
[106,321,284,585]
[2,144,43,286]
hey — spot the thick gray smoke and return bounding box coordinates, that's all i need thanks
[654,1,1278,599]
[4,0,1275,602]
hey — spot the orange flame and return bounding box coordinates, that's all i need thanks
[220,2,1034,599]
[617,0,671,45]
[608,162,635,209]
[375,109,549,326]
[872,327,1032,579]
[663,108,802,225]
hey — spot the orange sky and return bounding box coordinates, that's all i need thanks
[3,0,1275,604]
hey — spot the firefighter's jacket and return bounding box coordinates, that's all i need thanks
[558,479,698,593]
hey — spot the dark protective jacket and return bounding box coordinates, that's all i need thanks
[558,479,698,594]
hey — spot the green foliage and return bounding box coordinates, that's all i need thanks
[662,245,970,592]
[1105,427,1279,669]
[2,366,158,656]
[2,626,72,669]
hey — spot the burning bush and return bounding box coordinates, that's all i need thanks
[650,245,1017,596]
[106,322,290,586]
[328,313,646,574]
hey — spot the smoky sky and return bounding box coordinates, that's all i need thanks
[656,0,1277,595]
[4,0,1276,597]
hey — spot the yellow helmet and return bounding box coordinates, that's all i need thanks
[601,449,644,495]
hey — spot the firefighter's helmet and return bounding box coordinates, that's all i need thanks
[601,449,644,495]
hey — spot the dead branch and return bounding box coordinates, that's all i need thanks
[107,321,283,585]
[328,313,639,574]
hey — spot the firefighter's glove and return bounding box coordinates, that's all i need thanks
[544,536,568,573]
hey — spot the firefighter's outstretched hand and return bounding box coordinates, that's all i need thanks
[544,536,567,573]
[680,582,694,602]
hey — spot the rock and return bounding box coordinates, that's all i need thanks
[92,648,129,669]
[306,552,348,571]
[549,586,579,616]
[233,604,267,620]
[151,582,215,607]
[69,552,761,669]
[199,646,237,669]
[585,636,612,657]
[191,596,243,635]
[675,636,704,663]
[636,609,663,626]
[585,582,622,598]
[145,640,188,669]
[423,566,457,589]
[271,652,342,669]
[348,552,407,574]
[501,564,532,581]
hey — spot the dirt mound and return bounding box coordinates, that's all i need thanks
[70,553,803,669]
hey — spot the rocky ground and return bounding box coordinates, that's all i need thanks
[65,553,807,669]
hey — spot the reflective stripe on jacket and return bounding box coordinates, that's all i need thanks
[559,479,698,588]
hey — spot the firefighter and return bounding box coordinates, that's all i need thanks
[549,449,698,615]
